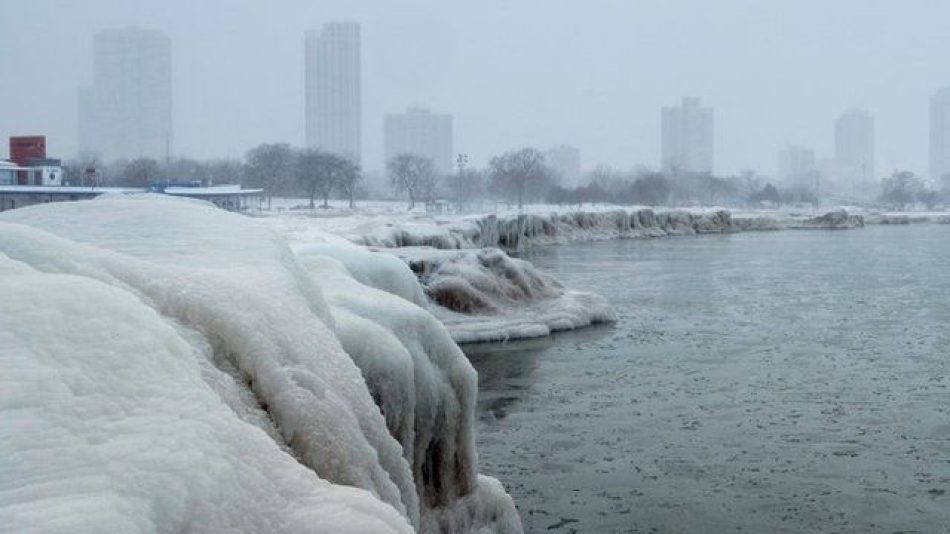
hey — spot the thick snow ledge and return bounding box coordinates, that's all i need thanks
[0,196,521,533]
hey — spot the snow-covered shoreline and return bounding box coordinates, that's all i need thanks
[261,204,876,344]
[264,202,881,253]
[1,197,521,533]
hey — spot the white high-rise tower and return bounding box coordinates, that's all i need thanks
[930,88,950,184]
[661,97,714,174]
[305,22,361,164]
[78,27,172,160]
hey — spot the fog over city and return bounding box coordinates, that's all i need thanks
[2,0,949,176]
[7,3,950,534]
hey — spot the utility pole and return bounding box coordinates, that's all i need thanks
[456,153,469,213]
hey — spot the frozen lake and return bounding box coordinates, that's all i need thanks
[467,225,950,533]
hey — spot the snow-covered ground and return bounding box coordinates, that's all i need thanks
[1,196,520,533]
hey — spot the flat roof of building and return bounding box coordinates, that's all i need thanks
[0,185,137,195]
[165,186,263,197]
[0,185,262,196]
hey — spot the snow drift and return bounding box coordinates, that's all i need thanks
[0,196,520,533]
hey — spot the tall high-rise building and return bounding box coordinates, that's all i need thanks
[305,22,361,164]
[778,144,817,188]
[78,27,172,161]
[930,87,950,183]
[834,108,874,197]
[383,107,452,174]
[661,97,714,174]
[544,145,581,187]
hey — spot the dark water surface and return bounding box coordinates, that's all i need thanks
[466,225,950,533]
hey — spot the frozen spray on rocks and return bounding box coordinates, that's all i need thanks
[0,196,521,533]
[333,206,864,343]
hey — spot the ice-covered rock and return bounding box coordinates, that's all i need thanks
[0,196,521,533]
[0,264,414,534]
[390,247,616,343]
[794,209,864,229]
[350,208,738,251]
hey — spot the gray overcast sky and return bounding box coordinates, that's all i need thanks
[1,0,948,176]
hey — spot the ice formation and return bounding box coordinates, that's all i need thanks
[349,208,738,251]
[0,196,521,533]
[391,247,615,343]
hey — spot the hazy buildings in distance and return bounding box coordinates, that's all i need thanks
[929,87,950,184]
[661,97,714,175]
[383,107,453,174]
[305,22,361,165]
[778,145,817,188]
[78,27,172,161]
[544,145,581,187]
[834,108,875,197]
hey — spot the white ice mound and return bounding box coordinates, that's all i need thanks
[0,264,413,534]
[390,247,616,343]
[0,196,521,533]
[293,250,520,532]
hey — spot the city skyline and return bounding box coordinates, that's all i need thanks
[2,1,949,177]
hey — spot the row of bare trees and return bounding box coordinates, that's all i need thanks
[244,144,361,209]
[75,143,910,211]
[387,147,554,210]
[65,144,364,210]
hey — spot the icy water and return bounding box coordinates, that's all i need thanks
[466,225,950,534]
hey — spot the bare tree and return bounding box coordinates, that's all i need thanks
[162,157,208,184]
[244,143,294,210]
[206,158,244,185]
[879,170,924,210]
[489,148,550,209]
[335,159,363,208]
[296,148,349,209]
[118,157,161,187]
[388,153,435,210]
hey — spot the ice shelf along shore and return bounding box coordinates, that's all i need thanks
[263,205,867,343]
[0,196,521,534]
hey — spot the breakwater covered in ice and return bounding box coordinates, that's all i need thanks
[336,207,863,343]
[351,208,865,252]
[0,197,522,534]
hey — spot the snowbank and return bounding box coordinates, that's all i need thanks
[0,196,520,533]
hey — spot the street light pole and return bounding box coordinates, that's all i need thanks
[456,153,469,213]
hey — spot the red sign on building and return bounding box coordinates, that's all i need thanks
[10,136,47,166]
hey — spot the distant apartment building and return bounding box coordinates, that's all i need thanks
[778,145,817,188]
[544,145,581,187]
[78,27,172,161]
[661,97,714,174]
[305,22,361,164]
[383,108,453,174]
[834,108,875,197]
[930,87,950,184]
